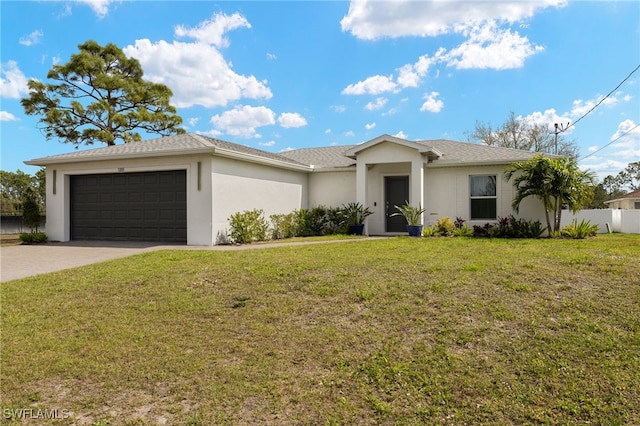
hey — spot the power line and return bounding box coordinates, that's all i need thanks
[567,64,640,131]
[579,122,640,161]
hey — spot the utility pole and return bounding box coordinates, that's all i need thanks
[554,122,570,155]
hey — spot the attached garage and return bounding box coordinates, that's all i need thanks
[70,170,187,243]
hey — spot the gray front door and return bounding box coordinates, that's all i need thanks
[70,170,187,242]
[385,176,409,232]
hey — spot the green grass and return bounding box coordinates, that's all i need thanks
[1,235,639,425]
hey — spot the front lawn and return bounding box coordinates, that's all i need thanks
[1,235,639,424]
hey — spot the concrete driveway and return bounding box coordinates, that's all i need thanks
[0,241,181,283]
[0,238,380,282]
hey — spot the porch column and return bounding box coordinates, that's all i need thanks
[411,158,425,225]
[356,160,368,233]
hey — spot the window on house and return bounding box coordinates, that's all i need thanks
[470,175,497,220]
[635,201,640,209]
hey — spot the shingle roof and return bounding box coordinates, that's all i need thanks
[26,133,541,169]
[604,188,640,204]
[25,133,308,168]
[279,145,357,168]
[415,139,539,165]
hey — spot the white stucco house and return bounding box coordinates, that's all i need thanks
[25,133,546,245]
[604,189,640,210]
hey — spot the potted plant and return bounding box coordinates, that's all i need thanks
[392,202,426,237]
[340,202,373,235]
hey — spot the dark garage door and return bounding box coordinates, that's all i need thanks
[71,170,187,243]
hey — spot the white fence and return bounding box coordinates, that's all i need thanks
[560,209,640,234]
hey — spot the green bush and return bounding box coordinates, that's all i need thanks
[488,216,546,238]
[452,224,474,237]
[19,231,48,244]
[270,213,296,240]
[422,226,437,237]
[434,216,455,236]
[561,219,599,239]
[228,209,269,244]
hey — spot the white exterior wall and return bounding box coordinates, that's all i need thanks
[308,170,356,208]
[606,199,640,209]
[211,156,307,243]
[353,142,424,235]
[42,154,213,245]
[423,165,547,227]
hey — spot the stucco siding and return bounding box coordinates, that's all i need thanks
[423,165,547,227]
[41,155,212,245]
[211,157,308,242]
[308,170,356,208]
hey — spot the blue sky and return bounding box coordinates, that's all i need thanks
[1,0,638,181]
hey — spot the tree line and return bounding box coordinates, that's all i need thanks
[0,169,45,216]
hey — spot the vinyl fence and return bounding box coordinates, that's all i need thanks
[560,209,640,234]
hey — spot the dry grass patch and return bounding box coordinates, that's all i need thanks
[1,235,639,425]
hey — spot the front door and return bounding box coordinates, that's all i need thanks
[385,176,409,232]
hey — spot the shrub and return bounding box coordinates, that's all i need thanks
[19,231,48,244]
[422,226,437,237]
[452,224,473,237]
[473,223,494,238]
[228,209,269,244]
[454,217,466,229]
[561,219,599,239]
[22,188,41,232]
[488,216,546,238]
[434,216,455,236]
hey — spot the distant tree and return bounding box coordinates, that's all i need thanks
[613,161,640,191]
[21,40,185,148]
[21,188,42,232]
[505,155,595,234]
[0,169,44,215]
[467,111,579,159]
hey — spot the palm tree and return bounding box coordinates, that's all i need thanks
[505,155,595,235]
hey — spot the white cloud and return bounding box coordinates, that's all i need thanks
[210,105,276,138]
[332,105,346,113]
[175,12,250,48]
[420,91,444,113]
[188,117,200,127]
[259,140,276,147]
[325,129,332,134]
[267,53,277,60]
[570,94,619,119]
[342,74,398,95]
[394,130,407,139]
[0,61,29,99]
[443,24,544,70]
[610,119,640,160]
[278,112,307,128]
[341,0,566,40]
[19,30,43,46]
[0,111,18,121]
[345,131,355,137]
[365,122,376,130]
[364,97,388,111]
[78,0,113,19]
[520,108,573,133]
[123,13,272,108]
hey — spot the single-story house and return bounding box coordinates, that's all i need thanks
[25,133,546,245]
[604,189,640,210]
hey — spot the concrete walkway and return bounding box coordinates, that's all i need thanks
[0,238,380,283]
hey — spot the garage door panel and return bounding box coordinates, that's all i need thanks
[71,170,187,243]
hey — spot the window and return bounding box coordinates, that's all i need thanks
[470,175,497,220]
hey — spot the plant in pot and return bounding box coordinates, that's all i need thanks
[340,202,373,235]
[392,202,426,237]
